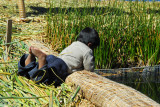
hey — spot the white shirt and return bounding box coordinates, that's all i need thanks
[58,41,94,74]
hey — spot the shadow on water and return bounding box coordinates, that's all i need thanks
[27,6,129,16]
[95,65,160,103]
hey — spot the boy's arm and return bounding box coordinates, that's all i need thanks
[83,50,95,72]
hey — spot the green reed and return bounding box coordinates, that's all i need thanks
[46,0,160,69]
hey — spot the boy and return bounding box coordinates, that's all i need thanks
[18,27,100,86]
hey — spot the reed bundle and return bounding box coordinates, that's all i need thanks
[66,70,160,107]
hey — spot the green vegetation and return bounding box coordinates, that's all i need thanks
[46,0,160,69]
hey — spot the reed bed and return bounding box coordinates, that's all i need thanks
[45,0,160,69]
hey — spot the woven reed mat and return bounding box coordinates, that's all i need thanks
[65,70,160,107]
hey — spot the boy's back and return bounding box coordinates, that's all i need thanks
[58,41,94,74]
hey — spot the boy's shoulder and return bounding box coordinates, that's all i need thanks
[72,41,88,47]
[71,41,91,51]
[71,41,93,55]
[59,41,93,58]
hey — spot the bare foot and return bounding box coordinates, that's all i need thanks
[25,47,36,66]
[30,46,47,69]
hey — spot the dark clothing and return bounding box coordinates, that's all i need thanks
[18,54,69,87]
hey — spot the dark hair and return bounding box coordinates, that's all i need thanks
[76,27,100,49]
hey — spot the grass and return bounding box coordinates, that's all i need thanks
[45,0,160,69]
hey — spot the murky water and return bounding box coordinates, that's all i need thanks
[95,65,160,103]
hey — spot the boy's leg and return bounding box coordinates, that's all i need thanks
[25,47,36,66]
[30,46,47,69]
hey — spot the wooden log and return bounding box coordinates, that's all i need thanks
[17,0,26,19]
[5,19,12,47]
[4,19,12,61]
[65,70,160,107]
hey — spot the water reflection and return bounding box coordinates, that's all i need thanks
[95,65,160,83]
[94,65,160,103]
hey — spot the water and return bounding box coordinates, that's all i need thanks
[95,65,160,103]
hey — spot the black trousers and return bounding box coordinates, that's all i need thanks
[18,54,69,87]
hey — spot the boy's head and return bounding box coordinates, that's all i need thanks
[77,27,100,50]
